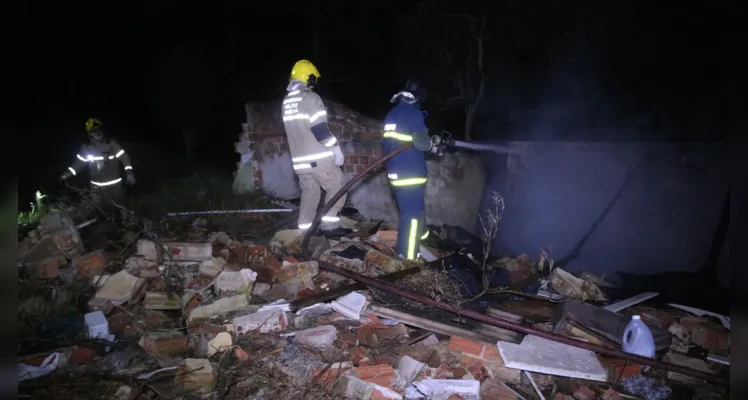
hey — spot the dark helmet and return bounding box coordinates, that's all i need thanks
[390,79,427,104]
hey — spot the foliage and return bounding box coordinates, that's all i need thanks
[18,190,56,227]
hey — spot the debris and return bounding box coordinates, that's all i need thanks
[84,311,109,339]
[18,352,60,382]
[233,308,289,333]
[620,374,672,400]
[330,291,368,320]
[294,325,337,350]
[269,229,304,254]
[336,374,402,399]
[276,260,319,283]
[198,257,226,278]
[603,292,659,313]
[662,352,712,384]
[214,268,257,293]
[28,254,66,279]
[178,358,216,392]
[549,267,607,302]
[73,249,109,276]
[187,293,249,324]
[497,335,608,381]
[667,303,730,329]
[142,331,189,357]
[554,300,671,351]
[144,292,182,310]
[137,239,212,262]
[207,332,233,356]
[405,379,481,400]
[524,370,546,400]
[87,270,145,313]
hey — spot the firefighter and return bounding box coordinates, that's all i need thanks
[381,80,446,260]
[60,118,136,212]
[281,60,346,231]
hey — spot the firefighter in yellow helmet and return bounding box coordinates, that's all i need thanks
[281,60,346,231]
[60,118,136,210]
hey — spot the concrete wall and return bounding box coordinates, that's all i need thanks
[481,142,729,284]
[235,100,486,231]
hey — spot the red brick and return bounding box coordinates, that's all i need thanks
[449,336,486,357]
[355,364,396,387]
[69,346,96,365]
[354,165,365,173]
[359,156,370,165]
[31,255,66,279]
[435,365,470,379]
[481,345,502,362]
[605,359,641,380]
[460,355,490,381]
[73,249,108,276]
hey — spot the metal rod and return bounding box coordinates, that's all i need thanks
[300,143,414,252]
[309,258,729,386]
[75,218,98,229]
[166,209,294,217]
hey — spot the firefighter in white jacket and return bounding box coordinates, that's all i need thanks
[281,60,346,230]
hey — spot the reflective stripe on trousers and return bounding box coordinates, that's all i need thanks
[297,165,347,230]
[392,181,427,260]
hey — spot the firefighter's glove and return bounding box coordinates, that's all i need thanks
[428,135,445,157]
[126,171,136,186]
[332,145,345,166]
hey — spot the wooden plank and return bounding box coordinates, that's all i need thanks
[289,267,422,311]
[368,304,518,345]
[603,292,659,313]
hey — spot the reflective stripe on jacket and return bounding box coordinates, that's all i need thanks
[68,138,132,186]
[381,101,429,186]
[281,81,337,174]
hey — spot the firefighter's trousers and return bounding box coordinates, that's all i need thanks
[297,164,346,230]
[392,182,428,260]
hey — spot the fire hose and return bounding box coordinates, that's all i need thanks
[298,141,729,387]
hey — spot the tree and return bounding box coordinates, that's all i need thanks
[439,14,490,140]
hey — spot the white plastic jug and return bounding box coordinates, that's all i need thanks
[622,315,655,358]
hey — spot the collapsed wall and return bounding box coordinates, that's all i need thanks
[234,100,486,231]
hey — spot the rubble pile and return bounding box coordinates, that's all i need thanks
[17,212,730,399]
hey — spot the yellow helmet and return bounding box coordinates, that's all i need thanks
[85,117,104,134]
[290,60,321,87]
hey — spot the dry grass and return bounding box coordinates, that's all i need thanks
[396,267,464,306]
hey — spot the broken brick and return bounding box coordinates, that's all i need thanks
[691,325,730,352]
[178,358,215,392]
[72,249,108,276]
[460,355,490,381]
[276,260,319,283]
[573,385,596,400]
[233,309,288,334]
[605,359,641,380]
[143,334,189,357]
[355,363,396,387]
[449,336,486,357]
[601,388,623,400]
[30,254,66,279]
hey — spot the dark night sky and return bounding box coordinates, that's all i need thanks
[12,1,734,201]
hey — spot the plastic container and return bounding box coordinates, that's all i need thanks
[622,315,655,358]
[84,311,109,339]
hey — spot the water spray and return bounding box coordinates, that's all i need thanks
[439,131,524,154]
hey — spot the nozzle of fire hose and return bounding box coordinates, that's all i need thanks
[440,130,455,148]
